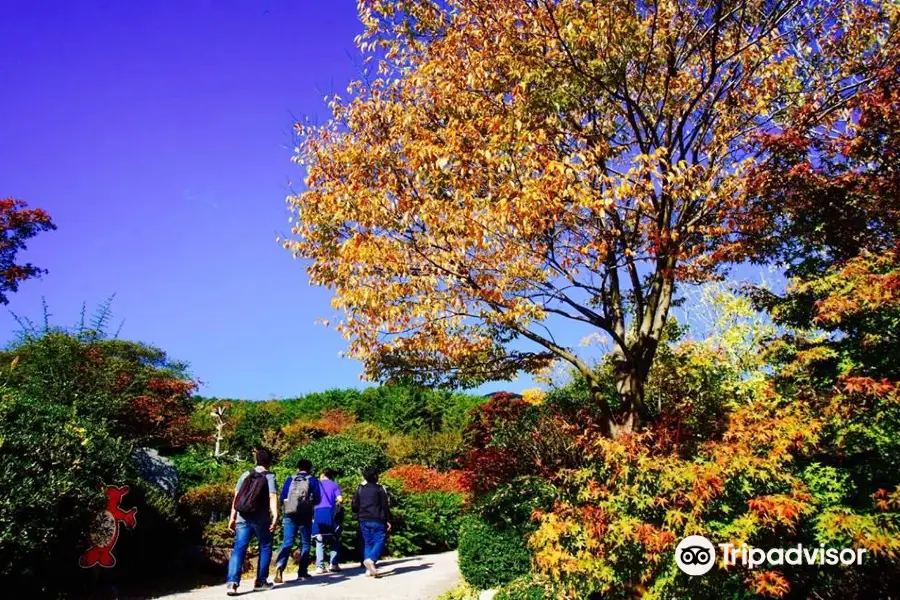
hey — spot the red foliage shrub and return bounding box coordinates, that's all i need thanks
[460,392,593,493]
[384,464,471,494]
[118,377,206,450]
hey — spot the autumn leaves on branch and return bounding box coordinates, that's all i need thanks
[0,197,55,305]
[285,0,900,436]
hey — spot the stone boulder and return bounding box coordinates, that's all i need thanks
[132,447,179,497]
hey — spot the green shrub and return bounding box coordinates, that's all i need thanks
[495,575,555,600]
[0,391,131,595]
[180,482,233,525]
[330,475,465,561]
[171,448,244,490]
[228,401,285,457]
[410,430,465,469]
[0,328,201,451]
[437,582,480,600]
[477,476,558,534]
[113,480,192,580]
[383,484,465,556]
[0,324,204,596]
[458,515,530,589]
[284,435,390,479]
[202,520,234,548]
[343,422,392,447]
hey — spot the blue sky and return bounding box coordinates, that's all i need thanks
[0,1,782,400]
[0,0,543,399]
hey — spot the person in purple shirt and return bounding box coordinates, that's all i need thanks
[313,468,344,573]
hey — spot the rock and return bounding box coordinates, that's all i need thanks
[132,447,179,497]
[479,590,498,600]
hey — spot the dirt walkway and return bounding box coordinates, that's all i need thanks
[152,552,461,600]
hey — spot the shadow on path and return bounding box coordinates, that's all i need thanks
[378,563,434,577]
[275,559,436,587]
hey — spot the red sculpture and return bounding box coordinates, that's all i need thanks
[78,485,137,568]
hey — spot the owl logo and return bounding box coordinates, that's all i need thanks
[79,485,137,568]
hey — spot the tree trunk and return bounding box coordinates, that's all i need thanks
[585,374,615,438]
[613,360,647,435]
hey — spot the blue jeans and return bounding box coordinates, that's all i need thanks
[359,520,386,563]
[315,532,340,569]
[276,515,312,574]
[227,519,273,585]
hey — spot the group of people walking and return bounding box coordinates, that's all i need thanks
[225,448,391,596]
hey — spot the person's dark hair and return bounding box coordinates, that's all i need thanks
[297,458,312,473]
[254,447,273,469]
[322,468,336,479]
[363,467,379,484]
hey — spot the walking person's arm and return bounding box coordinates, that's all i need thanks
[382,487,391,532]
[269,492,278,532]
[228,494,238,533]
[229,471,248,533]
[268,474,279,532]
[351,488,360,515]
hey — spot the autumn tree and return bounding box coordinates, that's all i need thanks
[747,40,900,383]
[0,198,55,304]
[286,0,895,436]
[745,37,900,505]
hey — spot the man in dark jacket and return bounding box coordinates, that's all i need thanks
[351,467,392,577]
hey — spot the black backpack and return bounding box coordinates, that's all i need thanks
[234,471,269,514]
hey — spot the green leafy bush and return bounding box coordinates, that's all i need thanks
[410,430,465,469]
[343,421,392,446]
[284,435,390,479]
[180,482,233,525]
[0,391,131,594]
[114,480,193,580]
[202,520,234,548]
[228,401,285,457]
[383,485,465,556]
[476,476,558,534]
[495,575,555,600]
[0,325,201,596]
[437,582,480,600]
[171,449,243,490]
[0,328,202,451]
[458,515,531,589]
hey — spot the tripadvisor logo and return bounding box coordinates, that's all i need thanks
[674,535,868,576]
[675,535,716,576]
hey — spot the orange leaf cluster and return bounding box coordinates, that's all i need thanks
[384,464,471,494]
[749,570,791,598]
[747,493,813,532]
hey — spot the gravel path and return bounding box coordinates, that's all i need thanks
[152,552,461,600]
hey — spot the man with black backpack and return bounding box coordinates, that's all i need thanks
[226,448,278,596]
[273,458,320,584]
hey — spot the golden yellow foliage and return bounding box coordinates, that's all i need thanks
[286,0,895,437]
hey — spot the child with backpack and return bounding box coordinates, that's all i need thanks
[273,458,320,584]
[226,448,278,596]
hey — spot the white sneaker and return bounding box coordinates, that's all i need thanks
[314,567,327,575]
[363,558,378,577]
